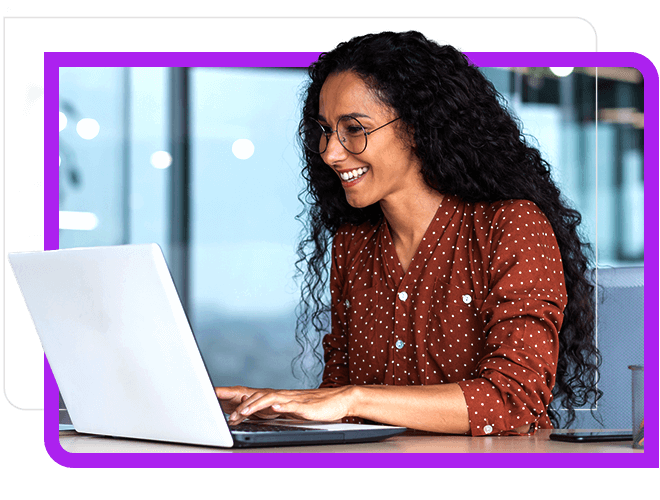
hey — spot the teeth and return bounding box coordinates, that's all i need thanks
[340,167,368,181]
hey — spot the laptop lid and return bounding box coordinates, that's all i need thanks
[9,244,405,448]
[10,244,234,447]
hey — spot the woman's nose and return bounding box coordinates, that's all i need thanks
[321,131,349,163]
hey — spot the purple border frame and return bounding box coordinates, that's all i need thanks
[43,51,658,468]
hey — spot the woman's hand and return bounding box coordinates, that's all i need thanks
[214,386,279,420]
[215,386,355,425]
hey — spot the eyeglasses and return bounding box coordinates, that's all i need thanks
[299,116,401,155]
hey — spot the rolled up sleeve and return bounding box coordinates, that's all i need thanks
[457,202,567,436]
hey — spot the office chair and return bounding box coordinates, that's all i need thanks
[566,266,644,430]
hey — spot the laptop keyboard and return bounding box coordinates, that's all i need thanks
[230,422,324,433]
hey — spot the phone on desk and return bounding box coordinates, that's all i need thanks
[549,430,633,443]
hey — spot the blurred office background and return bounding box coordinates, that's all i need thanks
[58,65,644,427]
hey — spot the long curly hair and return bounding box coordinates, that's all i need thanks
[292,30,601,428]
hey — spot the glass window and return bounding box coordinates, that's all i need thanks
[58,67,169,256]
[189,68,309,389]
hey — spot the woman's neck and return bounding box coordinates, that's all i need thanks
[379,186,444,273]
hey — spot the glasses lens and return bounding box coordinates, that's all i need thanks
[300,117,367,154]
[300,119,327,154]
[337,116,366,154]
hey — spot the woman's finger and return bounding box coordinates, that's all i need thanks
[216,386,268,416]
[214,386,251,401]
[230,391,293,423]
[271,401,301,416]
[234,392,279,418]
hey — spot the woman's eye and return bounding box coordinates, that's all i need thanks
[346,126,363,135]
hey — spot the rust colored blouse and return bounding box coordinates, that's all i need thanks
[319,194,567,436]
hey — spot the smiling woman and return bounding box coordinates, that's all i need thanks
[310,73,445,275]
[214,31,601,436]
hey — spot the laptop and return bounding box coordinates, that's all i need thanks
[8,243,405,448]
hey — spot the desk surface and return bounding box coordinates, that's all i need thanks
[59,429,642,454]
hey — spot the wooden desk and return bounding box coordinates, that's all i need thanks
[59,429,642,454]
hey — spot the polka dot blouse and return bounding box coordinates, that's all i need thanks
[320,194,567,436]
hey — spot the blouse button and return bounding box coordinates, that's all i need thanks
[462,294,472,304]
[483,424,493,434]
[395,339,405,349]
[344,299,350,308]
[398,291,408,302]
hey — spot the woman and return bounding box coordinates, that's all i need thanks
[215,31,600,435]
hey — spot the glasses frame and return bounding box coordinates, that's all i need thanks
[301,116,401,155]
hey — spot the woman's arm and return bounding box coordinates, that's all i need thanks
[346,384,470,433]
[217,383,471,433]
[216,382,534,433]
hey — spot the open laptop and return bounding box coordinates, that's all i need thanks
[9,244,405,448]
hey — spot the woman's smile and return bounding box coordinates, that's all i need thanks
[337,166,369,185]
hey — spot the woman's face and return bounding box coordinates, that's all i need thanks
[318,71,424,209]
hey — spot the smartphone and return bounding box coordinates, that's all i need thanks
[549,430,633,443]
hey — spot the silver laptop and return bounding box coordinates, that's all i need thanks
[9,244,405,448]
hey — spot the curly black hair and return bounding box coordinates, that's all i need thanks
[292,30,601,429]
